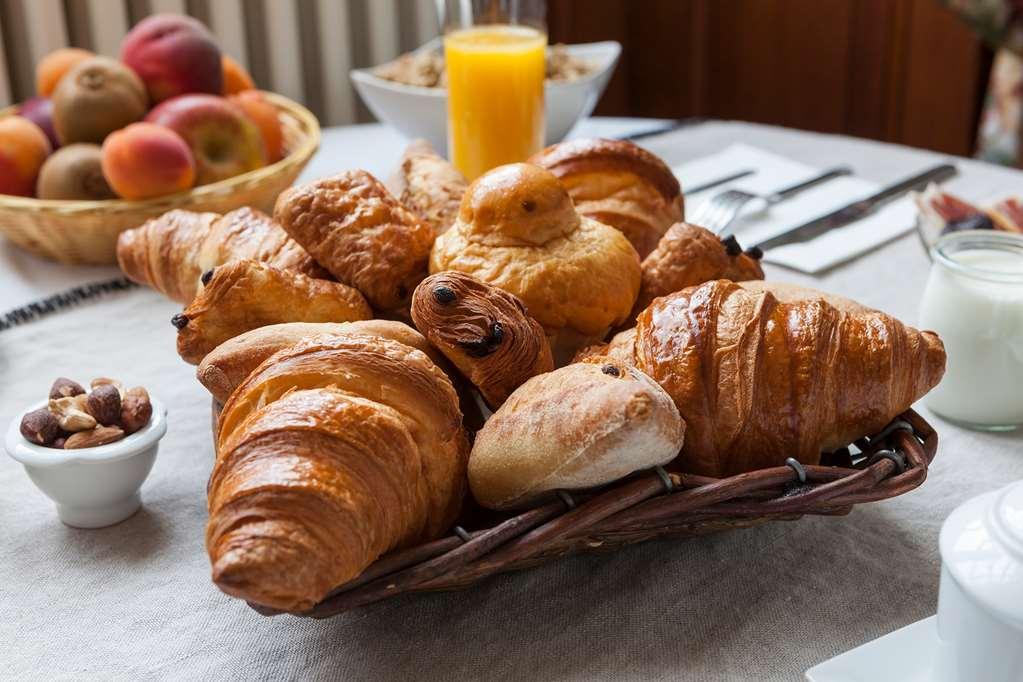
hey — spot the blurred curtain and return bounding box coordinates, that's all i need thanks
[0,0,441,125]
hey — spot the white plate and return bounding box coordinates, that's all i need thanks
[805,616,937,682]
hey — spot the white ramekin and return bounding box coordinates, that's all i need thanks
[5,397,167,528]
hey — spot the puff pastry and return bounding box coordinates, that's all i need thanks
[209,332,469,611]
[117,207,327,304]
[430,162,641,362]
[636,223,764,312]
[529,137,683,258]
[592,280,946,477]
[411,271,553,408]
[386,139,467,235]
[174,259,371,364]
[274,170,435,313]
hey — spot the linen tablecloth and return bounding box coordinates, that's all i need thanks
[2,119,1022,681]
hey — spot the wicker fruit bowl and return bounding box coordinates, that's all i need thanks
[250,409,937,619]
[0,92,319,265]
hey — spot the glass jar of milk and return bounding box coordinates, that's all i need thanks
[918,231,1023,430]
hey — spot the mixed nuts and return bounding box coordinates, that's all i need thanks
[20,377,153,449]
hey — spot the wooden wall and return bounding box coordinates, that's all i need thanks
[548,0,989,156]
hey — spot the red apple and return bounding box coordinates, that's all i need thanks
[120,14,222,103]
[145,94,266,185]
[18,96,59,149]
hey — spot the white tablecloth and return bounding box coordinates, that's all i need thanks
[2,118,1022,681]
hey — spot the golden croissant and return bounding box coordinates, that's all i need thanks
[209,332,470,612]
[117,207,328,304]
[585,280,946,477]
[386,139,467,235]
[174,259,371,364]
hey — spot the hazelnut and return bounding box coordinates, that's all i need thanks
[64,425,125,449]
[87,384,122,426]
[51,437,67,449]
[90,377,125,398]
[20,408,60,445]
[120,387,152,435]
[49,377,85,399]
[48,397,97,432]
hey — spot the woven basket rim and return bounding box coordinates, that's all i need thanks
[0,91,319,215]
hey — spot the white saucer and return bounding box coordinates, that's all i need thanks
[805,616,937,682]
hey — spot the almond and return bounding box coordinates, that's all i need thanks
[64,425,125,449]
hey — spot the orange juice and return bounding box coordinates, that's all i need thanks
[444,25,546,180]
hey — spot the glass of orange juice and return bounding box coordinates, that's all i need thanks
[443,0,547,180]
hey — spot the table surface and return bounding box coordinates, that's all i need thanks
[2,118,1021,682]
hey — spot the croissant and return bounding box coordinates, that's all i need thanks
[586,280,946,477]
[174,260,371,364]
[411,271,553,408]
[209,332,469,612]
[197,319,450,404]
[635,224,764,312]
[529,138,683,258]
[274,170,435,313]
[431,162,641,363]
[117,207,327,304]
[386,139,467,235]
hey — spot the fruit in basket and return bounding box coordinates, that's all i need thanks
[121,14,223,103]
[101,122,195,200]
[51,57,148,145]
[35,47,94,97]
[229,90,283,162]
[17,96,59,149]
[0,116,53,197]
[222,56,255,95]
[145,94,266,185]
[36,144,115,200]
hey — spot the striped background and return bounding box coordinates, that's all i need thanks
[0,0,441,125]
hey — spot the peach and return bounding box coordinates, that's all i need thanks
[36,47,94,97]
[229,90,283,162]
[101,122,195,200]
[0,116,52,197]
[146,94,266,185]
[222,56,255,95]
[121,14,222,103]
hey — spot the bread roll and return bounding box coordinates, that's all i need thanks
[469,359,684,510]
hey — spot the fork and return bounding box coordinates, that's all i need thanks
[689,166,852,234]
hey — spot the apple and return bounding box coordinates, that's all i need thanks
[18,96,59,149]
[145,94,266,185]
[120,14,222,103]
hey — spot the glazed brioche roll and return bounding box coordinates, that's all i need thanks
[430,163,641,363]
[598,280,946,477]
[116,207,327,304]
[209,332,469,612]
[529,138,683,258]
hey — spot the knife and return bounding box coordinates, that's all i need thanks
[754,162,958,251]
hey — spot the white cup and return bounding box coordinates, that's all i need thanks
[936,481,1023,681]
[5,397,167,528]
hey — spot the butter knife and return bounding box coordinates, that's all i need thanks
[754,162,957,251]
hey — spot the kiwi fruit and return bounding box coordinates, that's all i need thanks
[36,144,115,200]
[52,56,148,145]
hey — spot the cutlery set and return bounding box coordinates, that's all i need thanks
[686,162,958,250]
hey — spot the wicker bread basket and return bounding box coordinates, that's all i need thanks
[247,408,937,619]
[0,92,319,265]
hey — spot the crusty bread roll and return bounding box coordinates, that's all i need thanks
[197,320,447,404]
[410,271,553,408]
[529,137,683,258]
[430,162,641,363]
[469,359,684,510]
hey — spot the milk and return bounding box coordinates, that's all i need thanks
[918,234,1023,429]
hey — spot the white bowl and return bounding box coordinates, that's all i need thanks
[5,397,168,528]
[350,39,621,152]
